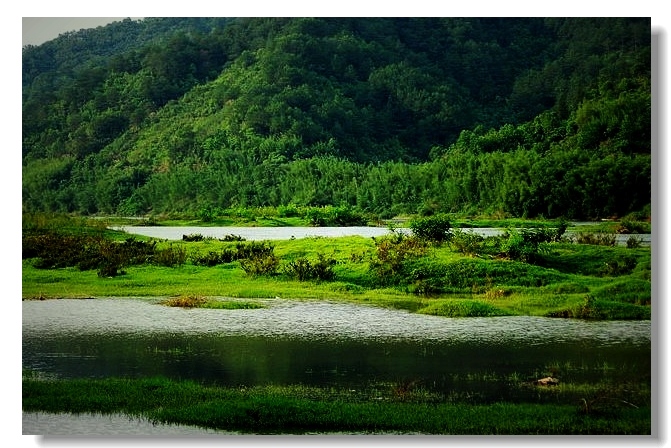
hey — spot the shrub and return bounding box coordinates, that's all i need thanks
[304,206,367,227]
[153,244,187,267]
[240,253,280,276]
[277,203,301,218]
[190,251,225,267]
[163,295,207,308]
[573,232,616,246]
[198,206,216,223]
[626,236,642,248]
[220,234,245,242]
[552,217,569,242]
[615,218,650,234]
[449,229,485,256]
[24,232,157,275]
[283,254,337,282]
[305,207,328,226]
[600,254,637,276]
[498,228,553,263]
[190,241,275,267]
[369,232,427,283]
[182,233,205,242]
[331,206,367,226]
[409,214,452,243]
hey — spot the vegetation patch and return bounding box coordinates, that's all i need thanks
[22,376,650,434]
[161,295,265,310]
[21,214,651,321]
[418,299,510,317]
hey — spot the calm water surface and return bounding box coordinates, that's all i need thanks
[111,225,650,246]
[23,298,651,435]
[23,298,650,385]
[23,412,232,435]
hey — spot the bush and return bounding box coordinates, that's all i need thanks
[198,206,216,223]
[369,232,427,283]
[304,206,367,227]
[220,234,245,242]
[573,232,616,246]
[153,244,187,267]
[600,254,637,276]
[498,228,553,263]
[182,233,205,242]
[283,254,337,282]
[449,229,485,256]
[409,214,452,243]
[190,241,275,267]
[626,236,642,248]
[277,203,302,218]
[23,232,157,275]
[615,218,650,234]
[240,252,280,276]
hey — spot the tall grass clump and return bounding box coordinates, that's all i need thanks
[419,299,509,317]
[572,232,616,246]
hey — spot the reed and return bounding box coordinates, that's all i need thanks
[22,377,651,434]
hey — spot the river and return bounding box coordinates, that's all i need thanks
[110,225,651,246]
[23,298,651,435]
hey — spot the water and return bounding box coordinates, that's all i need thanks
[22,298,651,434]
[111,225,395,241]
[111,225,650,246]
[23,298,650,386]
[23,412,232,435]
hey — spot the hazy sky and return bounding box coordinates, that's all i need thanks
[22,17,142,46]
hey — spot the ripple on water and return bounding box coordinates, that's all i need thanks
[22,298,651,346]
[23,412,231,436]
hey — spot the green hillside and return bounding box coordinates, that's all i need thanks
[22,17,651,219]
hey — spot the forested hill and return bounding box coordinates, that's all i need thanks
[22,17,651,219]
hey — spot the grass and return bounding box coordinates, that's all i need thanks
[22,375,651,434]
[22,214,651,320]
[161,295,266,309]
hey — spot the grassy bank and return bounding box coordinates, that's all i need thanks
[22,213,651,320]
[22,374,651,435]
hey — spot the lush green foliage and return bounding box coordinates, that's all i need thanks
[408,214,452,243]
[23,375,651,434]
[283,253,337,281]
[22,214,651,320]
[22,18,650,220]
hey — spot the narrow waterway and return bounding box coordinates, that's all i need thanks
[111,225,651,246]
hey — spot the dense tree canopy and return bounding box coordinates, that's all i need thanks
[22,17,651,219]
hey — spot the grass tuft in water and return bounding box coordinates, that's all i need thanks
[161,295,265,310]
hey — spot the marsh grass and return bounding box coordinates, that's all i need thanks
[22,376,651,434]
[161,295,266,309]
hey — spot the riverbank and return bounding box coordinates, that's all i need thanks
[22,213,651,320]
[22,375,651,435]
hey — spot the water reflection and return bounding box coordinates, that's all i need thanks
[23,299,650,392]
